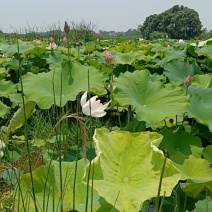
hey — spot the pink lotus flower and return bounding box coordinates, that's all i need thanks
[62,36,67,44]
[105,49,114,64]
[185,75,192,86]
[80,91,111,118]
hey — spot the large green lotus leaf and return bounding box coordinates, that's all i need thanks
[0,67,8,78]
[187,94,212,132]
[192,74,212,88]
[187,45,198,57]
[83,128,181,212]
[8,93,23,108]
[190,38,212,47]
[0,79,17,97]
[0,101,10,118]
[14,159,113,211]
[174,155,212,181]
[22,61,106,109]
[111,43,137,53]
[202,58,212,72]
[27,46,47,57]
[0,57,10,66]
[188,86,212,103]
[108,50,139,64]
[195,199,212,211]
[195,46,212,58]
[113,70,189,125]
[181,180,212,198]
[45,50,67,66]
[157,48,187,68]
[7,101,36,133]
[159,129,202,164]
[203,145,212,164]
[163,60,195,82]
[1,42,35,57]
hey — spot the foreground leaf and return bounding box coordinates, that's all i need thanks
[83,128,181,212]
[14,159,113,211]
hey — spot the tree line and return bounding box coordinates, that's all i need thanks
[137,5,203,40]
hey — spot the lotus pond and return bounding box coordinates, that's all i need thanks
[0,36,212,212]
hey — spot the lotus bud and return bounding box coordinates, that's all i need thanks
[185,75,192,87]
[105,49,114,64]
[49,36,54,43]
[62,36,67,44]
[196,39,199,46]
[33,38,41,45]
[166,34,169,39]
[0,140,5,150]
[178,39,184,44]
[64,21,70,34]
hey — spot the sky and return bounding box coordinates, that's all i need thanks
[0,0,211,33]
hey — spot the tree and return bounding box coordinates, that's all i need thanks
[138,5,202,40]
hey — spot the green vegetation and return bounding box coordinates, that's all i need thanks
[0,10,212,212]
[138,5,202,40]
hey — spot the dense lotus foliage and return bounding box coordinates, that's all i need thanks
[0,36,212,211]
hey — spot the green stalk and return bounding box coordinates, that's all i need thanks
[66,33,73,84]
[183,193,187,212]
[158,191,166,212]
[127,105,131,124]
[111,191,120,212]
[17,38,38,212]
[85,69,94,212]
[154,150,168,212]
[73,95,80,210]
[185,85,188,96]
[206,188,208,212]
[58,64,63,211]
[52,62,64,211]
[117,106,122,129]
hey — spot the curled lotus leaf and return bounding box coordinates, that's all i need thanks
[83,127,181,212]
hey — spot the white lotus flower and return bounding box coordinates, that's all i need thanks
[0,140,5,149]
[46,42,57,50]
[178,39,184,44]
[0,140,5,159]
[80,91,111,118]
